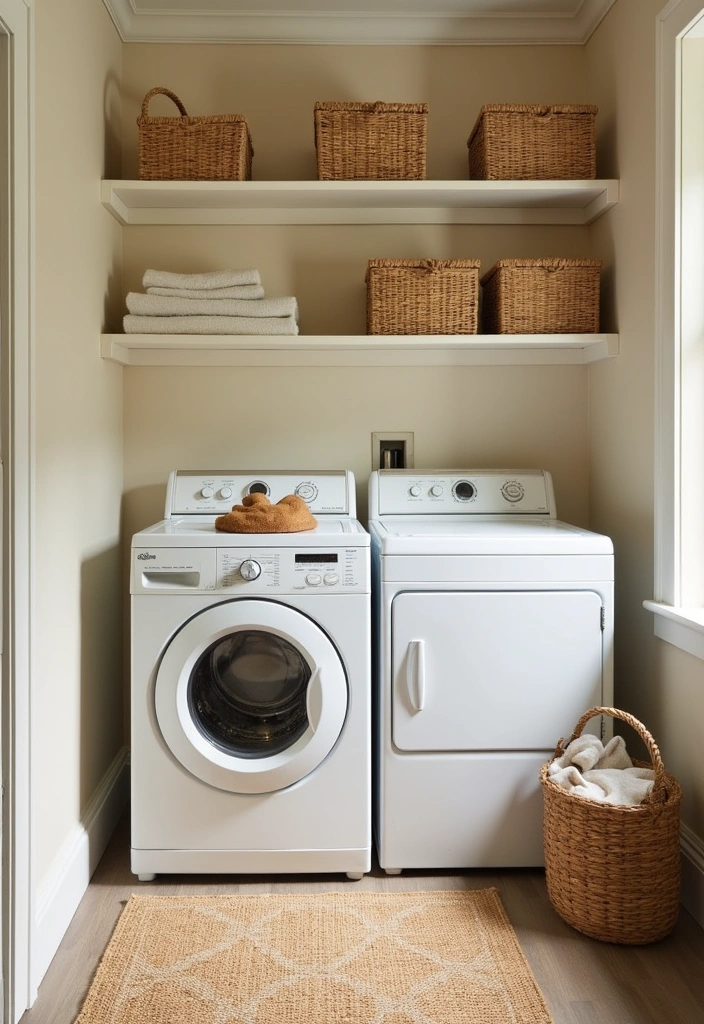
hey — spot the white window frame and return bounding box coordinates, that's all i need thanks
[645,0,704,661]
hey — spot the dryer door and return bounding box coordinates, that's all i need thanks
[155,599,348,793]
[391,590,604,751]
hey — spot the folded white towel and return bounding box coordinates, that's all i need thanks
[123,314,299,336]
[549,765,655,806]
[548,733,633,775]
[142,268,261,290]
[127,293,299,321]
[146,284,265,300]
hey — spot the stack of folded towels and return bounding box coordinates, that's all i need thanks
[123,268,299,336]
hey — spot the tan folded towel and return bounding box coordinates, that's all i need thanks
[215,492,318,533]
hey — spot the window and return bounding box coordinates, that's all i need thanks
[647,0,704,659]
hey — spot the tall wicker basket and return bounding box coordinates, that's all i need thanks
[540,707,682,945]
[137,87,253,181]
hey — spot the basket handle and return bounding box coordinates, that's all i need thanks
[554,706,671,805]
[141,87,188,118]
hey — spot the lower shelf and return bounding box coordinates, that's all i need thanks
[100,333,619,367]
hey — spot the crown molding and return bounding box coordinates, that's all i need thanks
[102,0,617,46]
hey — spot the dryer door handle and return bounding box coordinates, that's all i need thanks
[306,667,323,733]
[406,640,426,711]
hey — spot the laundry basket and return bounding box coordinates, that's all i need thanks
[540,706,682,945]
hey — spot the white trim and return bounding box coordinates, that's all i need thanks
[101,0,616,45]
[0,1,33,1020]
[644,601,704,662]
[33,749,129,988]
[681,822,704,930]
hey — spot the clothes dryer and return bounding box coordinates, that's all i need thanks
[368,469,614,873]
[131,470,370,881]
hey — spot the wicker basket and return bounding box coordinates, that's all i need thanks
[467,104,597,180]
[540,707,682,945]
[480,258,601,334]
[314,101,428,180]
[366,259,480,335]
[137,87,253,181]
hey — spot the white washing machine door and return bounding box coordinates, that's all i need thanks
[155,599,348,794]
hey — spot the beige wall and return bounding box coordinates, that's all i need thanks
[120,43,594,547]
[34,0,123,887]
[587,0,704,844]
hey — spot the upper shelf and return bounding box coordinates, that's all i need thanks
[100,179,619,227]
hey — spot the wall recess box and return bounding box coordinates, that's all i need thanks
[372,432,415,470]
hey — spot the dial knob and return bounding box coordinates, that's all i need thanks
[295,482,318,502]
[219,486,233,499]
[453,480,476,502]
[239,559,262,581]
[430,484,444,497]
[501,480,525,503]
[409,485,421,497]
[200,486,215,499]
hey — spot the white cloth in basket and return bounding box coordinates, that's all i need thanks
[548,733,655,805]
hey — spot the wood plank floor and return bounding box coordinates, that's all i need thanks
[21,809,704,1024]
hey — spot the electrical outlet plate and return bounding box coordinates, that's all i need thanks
[371,431,415,470]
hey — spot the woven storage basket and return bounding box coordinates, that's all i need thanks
[467,104,597,180]
[480,258,601,334]
[314,101,428,180]
[366,259,480,335]
[540,707,682,945]
[137,87,253,181]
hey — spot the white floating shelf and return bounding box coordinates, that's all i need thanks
[101,333,619,367]
[101,179,619,227]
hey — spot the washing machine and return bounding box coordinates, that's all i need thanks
[368,468,614,873]
[131,469,370,881]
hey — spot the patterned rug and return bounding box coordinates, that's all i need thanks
[75,889,554,1024]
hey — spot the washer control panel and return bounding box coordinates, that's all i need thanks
[216,548,368,593]
[131,546,369,594]
[165,470,354,516]
[371,469,556,516]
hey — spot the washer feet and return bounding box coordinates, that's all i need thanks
[384,868,403,875]
[346,871,364,881]
[138,872,156,882]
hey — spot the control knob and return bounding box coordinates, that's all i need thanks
[501,480,525,503]
[295,482,318,502]
[219,486,233,499]
[200,486,215,499]
[430,484,444,497]
[453,480,476,502]
[239,559,262,581]
[409,485,421,497]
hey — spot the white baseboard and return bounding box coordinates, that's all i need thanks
[32,747,130,995]
[681,822,704,931]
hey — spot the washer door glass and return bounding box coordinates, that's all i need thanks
[190,630,310,758]
[155,600,348,794]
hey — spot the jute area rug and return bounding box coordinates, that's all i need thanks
[75,888,554,1024]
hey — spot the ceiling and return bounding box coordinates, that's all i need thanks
[102,0,618,45]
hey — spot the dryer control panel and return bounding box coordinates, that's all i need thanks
[370,469,557,517]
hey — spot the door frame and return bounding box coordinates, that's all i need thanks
[0,0,33,1020]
